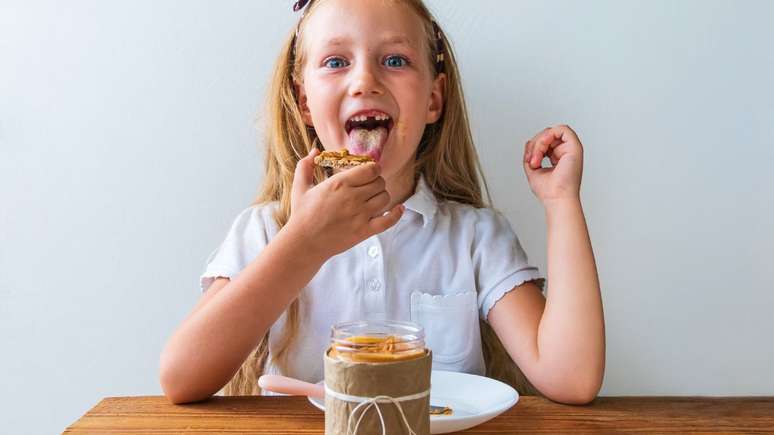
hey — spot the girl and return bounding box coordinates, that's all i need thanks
[160,0,605,405]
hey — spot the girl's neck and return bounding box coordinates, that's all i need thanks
[385,162,418,210]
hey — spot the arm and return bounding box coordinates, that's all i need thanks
[159,226,328,404]
[159,149,403,404]
[488,125,605,404]
[488,199,604,404]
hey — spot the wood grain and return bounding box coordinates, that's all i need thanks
[64,396,774,434]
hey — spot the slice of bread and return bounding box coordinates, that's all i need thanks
[314,149,374,169]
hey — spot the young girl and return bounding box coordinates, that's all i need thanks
[160,0,604,406]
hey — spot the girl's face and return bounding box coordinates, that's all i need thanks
[296,0,445,182]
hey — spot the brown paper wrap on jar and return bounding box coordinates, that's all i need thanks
[323,348,432,435]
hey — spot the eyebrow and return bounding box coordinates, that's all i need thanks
[381,35,416,47]
[321,35,417,48]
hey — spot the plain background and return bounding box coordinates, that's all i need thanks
[2,0,773,433]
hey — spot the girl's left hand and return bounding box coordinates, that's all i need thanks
[523,124,584,204]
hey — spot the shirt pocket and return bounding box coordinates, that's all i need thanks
[410,290,480,368]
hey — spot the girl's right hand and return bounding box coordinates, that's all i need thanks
[287,148,404,259]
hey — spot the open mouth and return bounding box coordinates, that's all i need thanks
[344,110,394,161]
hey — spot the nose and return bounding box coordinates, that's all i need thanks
[348,61,384,97]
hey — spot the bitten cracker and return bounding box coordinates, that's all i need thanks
[314,149,374,169]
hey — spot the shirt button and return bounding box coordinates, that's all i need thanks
[368,279,381,291]
[367,246,380,258]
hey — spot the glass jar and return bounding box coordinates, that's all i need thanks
[329,320,426,363]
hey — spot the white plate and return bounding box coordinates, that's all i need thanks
[307,370,518,434]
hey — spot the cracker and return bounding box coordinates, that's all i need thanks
[314,149,374,169]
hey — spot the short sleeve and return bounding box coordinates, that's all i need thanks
[199,204,274,292]
[473,208,544,322]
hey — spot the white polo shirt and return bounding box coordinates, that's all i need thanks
[200,176,543,385]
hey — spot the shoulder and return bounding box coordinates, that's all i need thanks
[437,201,512,230]
[226,201,281,239]
[433,201,522,249]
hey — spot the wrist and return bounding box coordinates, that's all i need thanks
[279,219,331,265]
[542,195,582,211]
[543,196,584,224]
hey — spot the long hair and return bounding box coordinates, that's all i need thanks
[222,0,538,396]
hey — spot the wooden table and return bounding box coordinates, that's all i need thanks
[64,396,774,434]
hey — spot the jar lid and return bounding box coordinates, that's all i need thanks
[330,320,425,362]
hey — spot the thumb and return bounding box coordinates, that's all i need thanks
[523,158,535,177]
[522,152,544,179]
[292,147,320,207]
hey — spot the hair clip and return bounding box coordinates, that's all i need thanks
[431,20,445,73]
[293,0,312,12]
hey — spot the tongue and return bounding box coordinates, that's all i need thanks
[347,127,388,161]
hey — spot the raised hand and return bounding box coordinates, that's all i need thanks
[288,148,404,259]
[523,124,585,204]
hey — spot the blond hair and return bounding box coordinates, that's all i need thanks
[222,0,538,396]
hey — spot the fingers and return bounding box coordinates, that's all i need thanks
[524,137,560,170]
[364,190,391,215]
[524,127,549,168]
[353,175,387,202]
[546,141,573,165]
[292,147,320,199]
[524,139,536,166]
[331,161,381,187]
[529,132,559,168]
[368,203,404,234]
[554,124,579,142]
[523,125,580,169]
[547,147,560,166]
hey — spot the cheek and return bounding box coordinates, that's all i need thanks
[394,118,409,144]
[398,78,433,114]
[305,85,328,114]
[303,72,332,107]
[398,89,432,131]
[305,84,340,127]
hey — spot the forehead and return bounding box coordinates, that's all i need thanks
[301,0,427,53]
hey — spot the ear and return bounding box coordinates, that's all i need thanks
[426,73,446,124]
[295,80,314,126]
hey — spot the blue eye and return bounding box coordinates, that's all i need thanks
[323,57,348,69]
[384,55,408,68]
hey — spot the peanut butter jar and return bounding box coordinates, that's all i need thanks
[324,320,431,435]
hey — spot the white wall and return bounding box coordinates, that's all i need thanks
[2,1,773,433]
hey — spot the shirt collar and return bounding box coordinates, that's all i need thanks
[402,174,438,227]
